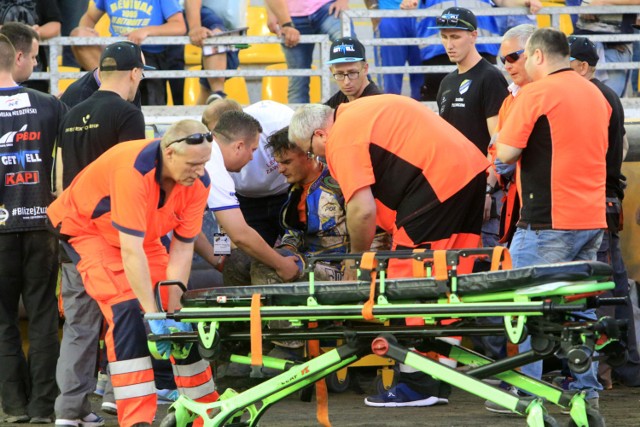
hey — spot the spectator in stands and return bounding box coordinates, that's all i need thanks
[496,27,610,412]
[0,23,66,424]
[571,0,639,97]
[401,0,541,101]
[0,0,62,93]
[184,0,240,104]
[57,0,89,67]
[289,95,488,407]
[365,0,422,100]
[324,37,382,108]
[197,107,300,286]
[264,0,348,103]
[71,0,186,105]
[433,7,508,252]
[53,41,148,427]
[568,34,640,389]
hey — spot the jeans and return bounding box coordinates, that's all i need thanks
[377,17,422,100]
[599,43,632,97]
[284,1,345,103]
[236,192,288,247]
[511,226,604,400]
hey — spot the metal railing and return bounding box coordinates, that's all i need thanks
[33,5,640,120]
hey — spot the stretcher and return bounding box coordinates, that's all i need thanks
[146,248,627,427]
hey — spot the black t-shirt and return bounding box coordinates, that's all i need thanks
[437,58,508,154]
[0,86,67,232]
[324,81,382,109]
[592,78,626,199]
[59,90,145,187]
[60,69,143,109]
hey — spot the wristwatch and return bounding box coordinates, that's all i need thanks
[282,21,295,29]
[485,184,494,194]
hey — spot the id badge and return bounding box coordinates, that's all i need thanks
[213,233,231,255]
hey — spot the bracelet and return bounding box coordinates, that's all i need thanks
[282,21,295,29]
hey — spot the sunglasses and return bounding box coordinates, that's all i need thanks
[166,132,213,148]
[436,16,475,31]
[500,49,525,64]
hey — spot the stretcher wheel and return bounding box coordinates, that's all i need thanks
[566,408,605,427]
[159,412,177,427]
[325,371,351,393]
[373,373,397,394]
[567,346,592,374]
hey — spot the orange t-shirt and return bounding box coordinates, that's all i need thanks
[48,139,210,248]
[326,94,489,246]
[498,69,609,230]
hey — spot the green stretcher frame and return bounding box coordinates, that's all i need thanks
[146,250,622,427]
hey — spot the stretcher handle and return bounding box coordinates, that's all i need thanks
[153,280,188,313]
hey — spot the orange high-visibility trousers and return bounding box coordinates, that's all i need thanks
[70,235,218,427]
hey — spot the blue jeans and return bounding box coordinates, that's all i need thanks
[599,43,632,97]
[511,226,604,400]
[377,17,422,100]
[285,1,345,103]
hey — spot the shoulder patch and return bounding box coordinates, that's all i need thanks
[323,175,342,192]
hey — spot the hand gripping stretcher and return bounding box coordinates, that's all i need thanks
[146,248,627,427]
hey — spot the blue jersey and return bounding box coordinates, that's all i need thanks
[95,0,182,54]
[416,0,501,61]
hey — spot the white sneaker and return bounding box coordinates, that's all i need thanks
[55,412,105,427]
[100,402,117,416]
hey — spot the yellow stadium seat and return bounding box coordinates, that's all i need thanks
[183,66,250,105]
[56,66,80,96]
[537,2,574,35]
[261,63,321,104]
[185,44,202,67]
[239,6,285,65]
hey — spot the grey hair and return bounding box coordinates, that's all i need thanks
[288,104,334,145]
[161,119,209,153]
[503,24,537,47]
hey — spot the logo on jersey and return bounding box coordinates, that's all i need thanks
[0,204,8,225]
[459,79,472,95]
[82,114,90,124]
[0,93,31,111]
[5,171,39,186]
[0,150,42,168]
[0,125,40,147]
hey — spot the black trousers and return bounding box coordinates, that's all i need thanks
[0,231,59,417]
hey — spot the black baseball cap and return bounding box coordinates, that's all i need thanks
[326,37,366,64]
[434,7,477,32]
[568,36,599,66]
[99,41,155,71]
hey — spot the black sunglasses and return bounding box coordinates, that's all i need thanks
[436,16,475,31]
[166,132,213,148]
[500,49,525,64]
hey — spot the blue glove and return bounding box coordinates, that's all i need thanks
[147,319,172,357]
[165,319,193,333]
[494,158,516,178]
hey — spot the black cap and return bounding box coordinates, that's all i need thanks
[435,7,477,31]
[99,41,155,71]
[568,36,599,66]
[326,37,366,64]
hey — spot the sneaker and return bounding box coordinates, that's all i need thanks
[30,416,53,424]
[55,413,105,427]
[364,383,449,408]
[552,375,575,390]
[484,386,523,414]
[100,402,117,416]
[205,91,227,105]
[4,414,30,423]
[94,372,108,396]
[561,397,599,414]
[156,388,180,403]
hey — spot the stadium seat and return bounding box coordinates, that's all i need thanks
[261,63,321,104]
[537,2,574,35]
[183,66,250,105]
[95,13,111,37]
[239,6,285,65]
[185,44,202,67]
[56,66,81,96]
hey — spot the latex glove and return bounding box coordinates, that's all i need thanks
[147,319,172,357]
[494,157,516,178]
[165,319,193,333]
